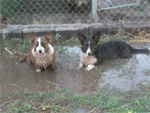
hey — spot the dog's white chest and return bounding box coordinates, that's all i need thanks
[32,49,53,68]
[80,53,97,66]
[36,54,52,64]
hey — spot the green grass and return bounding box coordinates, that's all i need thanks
[1,0,28,17]
[92,66,103,76]
[1,38,30,58]
[9,100,34,113]
[2,86,150,113]
[1,0,55,17]
[98,34,128,44]
[54,33,80,46]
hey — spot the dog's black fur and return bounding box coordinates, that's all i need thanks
[77,32,149,70]
[95,40,149,63]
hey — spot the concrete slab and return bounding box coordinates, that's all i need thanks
[0,23,150,39]
[22,25,54,37]
[55,24,90,39]
[0,25,23,38]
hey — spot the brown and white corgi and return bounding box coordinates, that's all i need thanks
[18,32,57,72]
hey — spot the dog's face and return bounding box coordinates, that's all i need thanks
[78,32,101,56]
[31,33,53,56]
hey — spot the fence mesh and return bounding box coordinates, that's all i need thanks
[1,0,150,25]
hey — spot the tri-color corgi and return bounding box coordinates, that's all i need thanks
[17,32,56,72]
[77,32,150,71]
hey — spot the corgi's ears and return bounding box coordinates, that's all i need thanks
[43,31,54,43]
[26,34,36,45]
[26,31,54,44]
[92,31,102,43]
[77,33,86,44]
[78,31,102,44]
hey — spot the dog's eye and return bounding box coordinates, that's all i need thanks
[41,43,46,47]
[83,45,87,48]
[36,43,38,47]
[90,44,94,47]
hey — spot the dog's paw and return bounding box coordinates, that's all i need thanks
[77,62,83,70]
[84,67,92,71]
[15,62,19,65]
[77,66,83,70]
[85,65,95,71]
[53,68,59,72]
[36,69,41,72]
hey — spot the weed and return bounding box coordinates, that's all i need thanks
[7,91,19,98]
[144,69,150,76]
[92,66,103,76]
[141,84,150,89]
[54,34,80,46]
[12,84,19,88]
[55,46,67,54]
[9,100,35,113]
[2,33,7,40]
[54,33,62,40]
[118,73,124,77]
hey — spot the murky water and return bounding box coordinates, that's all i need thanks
[1,43,150,103]
[100,54,150,91]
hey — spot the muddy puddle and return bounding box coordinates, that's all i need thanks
[1,42,150,103]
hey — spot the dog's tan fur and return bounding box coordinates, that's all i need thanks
[80,52,97,66]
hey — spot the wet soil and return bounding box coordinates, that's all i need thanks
[1,42,150,104]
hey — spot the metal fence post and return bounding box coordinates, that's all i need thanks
[92,0,98,20]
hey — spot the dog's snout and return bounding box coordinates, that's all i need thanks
[88,53,91,56]
[39,50,42,53]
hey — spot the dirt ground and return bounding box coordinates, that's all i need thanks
[1,41,150,103]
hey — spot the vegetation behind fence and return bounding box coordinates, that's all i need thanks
[1,0,150,25]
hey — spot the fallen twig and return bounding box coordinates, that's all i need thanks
[66,63,76,69]
[125,32,137,38]
[88,108,96,113]
[4,47,13,55]
[138,28,146,37]
[46,80,60,86]
[0,100,13,107]
[31,106,39,110]
[40,105,65,109]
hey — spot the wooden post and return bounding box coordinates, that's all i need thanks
[92,0,98,20]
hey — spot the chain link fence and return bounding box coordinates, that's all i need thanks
[1,0,150,25]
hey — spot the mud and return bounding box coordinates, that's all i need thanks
[1,42,150,103]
